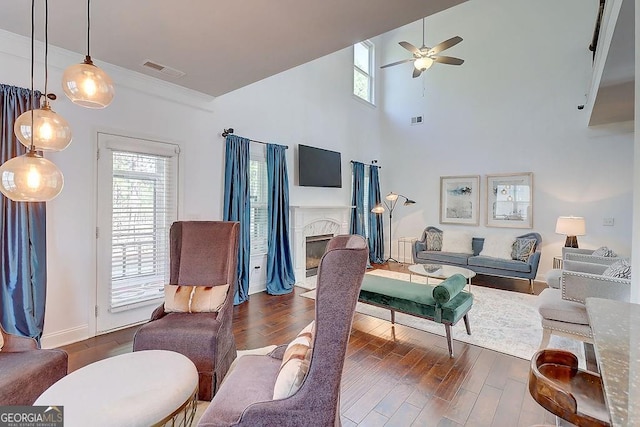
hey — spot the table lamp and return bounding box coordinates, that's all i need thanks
[555,216,586,248]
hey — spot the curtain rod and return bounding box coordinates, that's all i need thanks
[350,160,381,168]
[221,128,289,149]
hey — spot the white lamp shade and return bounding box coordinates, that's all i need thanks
[414,57,434,71]
[0,152,64,202]
[14,106,72,151]
[371,205,385,213]
[555,216,586,236]
[62,60,115,109]
[385,192,399,201]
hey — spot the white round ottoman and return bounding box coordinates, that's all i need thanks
[35,350,198,427]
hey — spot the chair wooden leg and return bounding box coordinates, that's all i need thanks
[444,324,454,357]
[539,327,552,349]
[529,279,534,294]
[463,314,471,335]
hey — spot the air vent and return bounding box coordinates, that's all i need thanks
[142,60,186,78]
[410,115,424,125]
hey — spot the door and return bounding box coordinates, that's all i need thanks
[96,133,179,333]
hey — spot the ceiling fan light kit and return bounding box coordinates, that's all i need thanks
[62,0,115,108]
[381,17,464,78]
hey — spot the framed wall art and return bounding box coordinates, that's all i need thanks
[486,172,533,228]
[439,175,480,225]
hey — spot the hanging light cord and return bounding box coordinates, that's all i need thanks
[44,0,49,101]
[87,0,91,57]
[29,0,35,153]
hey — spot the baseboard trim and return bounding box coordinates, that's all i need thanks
[41,324,90,349]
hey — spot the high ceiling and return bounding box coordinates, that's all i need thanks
[0,0,466,97]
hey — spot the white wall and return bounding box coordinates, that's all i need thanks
[378,0,634,278]
[0,0,635,347]
[1,29,220,347]
[210,40,385,293]
[0,30,384,347]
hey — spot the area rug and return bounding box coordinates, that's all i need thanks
[301,269,585,365]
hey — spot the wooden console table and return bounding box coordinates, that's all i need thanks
[585,298,640,427]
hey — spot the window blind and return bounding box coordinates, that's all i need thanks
[249,158,268,255]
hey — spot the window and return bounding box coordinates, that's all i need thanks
[249,154,268,255]
[97,134,179,312]
[353,41,374,104]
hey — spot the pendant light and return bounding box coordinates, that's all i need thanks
[14,0,72,152]
[0,0,64,202]
[61,0,114,108]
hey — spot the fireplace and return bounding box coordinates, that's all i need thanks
[305,234,333,277]
[290,206,353,286]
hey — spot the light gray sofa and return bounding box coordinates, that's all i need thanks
[412,226,542,292]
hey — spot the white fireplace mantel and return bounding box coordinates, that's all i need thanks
[290,206,354,285]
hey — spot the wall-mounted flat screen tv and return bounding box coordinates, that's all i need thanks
[298,144,342,188]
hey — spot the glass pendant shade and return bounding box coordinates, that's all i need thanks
[14,104,72,151]
[414,57,434,71]
[62,56,114,109]
[0,151,64,202]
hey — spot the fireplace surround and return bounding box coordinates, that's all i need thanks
[290,206,353,285]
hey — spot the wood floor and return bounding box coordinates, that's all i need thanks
[58,264,562,426]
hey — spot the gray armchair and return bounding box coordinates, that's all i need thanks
[197,235,369,427]
[133,221,240,401]
[0,325,68,405]
[537,259,631,348]
[562,247,621,266]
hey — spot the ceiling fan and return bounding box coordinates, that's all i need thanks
[381,18,464,78]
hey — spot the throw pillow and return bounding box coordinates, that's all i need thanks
[511,238,537,262]
[273,321,315,400]
[479,235,516,260]
[426,230,443,251]
[164,284,230,313]
[603,259,631,279]
[164,285,192,313]
[441,230,473,254]
[592,246,618,257]
[190,285,230,313]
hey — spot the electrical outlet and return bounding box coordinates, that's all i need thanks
[603,217,614,226]
[410,115,424,125]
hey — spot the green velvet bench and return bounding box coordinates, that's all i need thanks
[358,273,473,357]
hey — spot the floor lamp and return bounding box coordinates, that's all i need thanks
[371,192,416,263]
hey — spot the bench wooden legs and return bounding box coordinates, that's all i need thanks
[390,310,395,325]
[444,325,454,357]
[463,314,471,335]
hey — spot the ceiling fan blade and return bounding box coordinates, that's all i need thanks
[399,41,421,55]
[412,67,422,78]
[381,58,415,69]
[428,36,463,55]
[434,56,465,65]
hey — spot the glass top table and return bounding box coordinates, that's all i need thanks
[407,263,476,291]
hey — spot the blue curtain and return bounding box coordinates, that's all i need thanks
[223,135,251,305]
[349,162,365,236]
[368,165,384,263]
[0,84,47,341]
[265,144,295,295]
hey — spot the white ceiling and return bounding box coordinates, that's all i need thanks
[0,0,466,97]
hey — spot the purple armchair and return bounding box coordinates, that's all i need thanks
[133,221,240,401]
[197,234,368,427]
[0,325,68,405]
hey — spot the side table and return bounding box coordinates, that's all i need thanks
[397,237,417,265]
[553,256,563,269]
